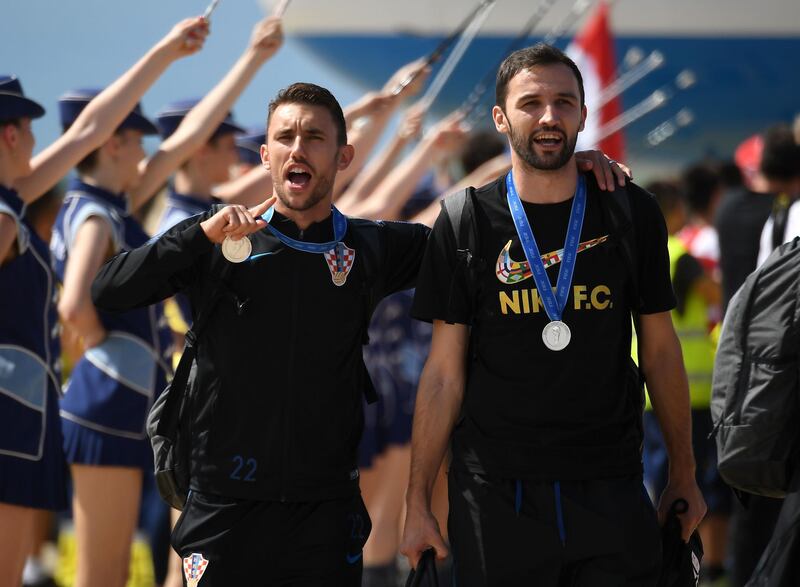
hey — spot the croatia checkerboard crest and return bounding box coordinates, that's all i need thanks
[324,242,356,286]
[183,553,209,586]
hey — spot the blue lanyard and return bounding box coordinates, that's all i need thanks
[505,172,587,322]
[261,205,347,253]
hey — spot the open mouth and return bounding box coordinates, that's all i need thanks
[286,165,312,190]
[532,132,565,149]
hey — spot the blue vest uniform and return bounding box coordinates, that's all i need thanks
[51,179,173,468]
[0,186,68,509]
[359,290,431,468]
[157,190,219,236]
[157,190,219,326]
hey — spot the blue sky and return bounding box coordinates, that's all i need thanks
[6,1,798,176]
[3,0,367,153]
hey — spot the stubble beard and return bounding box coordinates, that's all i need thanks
[273,168,334,212]
[508,119,578,172]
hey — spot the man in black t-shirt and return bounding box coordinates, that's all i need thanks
[400,44,706,586]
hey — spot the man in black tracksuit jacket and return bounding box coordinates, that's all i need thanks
[91,83,429,586]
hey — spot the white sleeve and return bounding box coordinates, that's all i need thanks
[782,203,800,245]
[757,216,774,268]
[693,226,720,263]
[65,201,123,254]
[0,201,29,255]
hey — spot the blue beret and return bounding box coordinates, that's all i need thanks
[156,98,244,140]
[59,88,157,135]
[235,126,266,166]
[0,75,45,120]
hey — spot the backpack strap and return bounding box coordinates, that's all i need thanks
[155,260,233,437]
[604,180,639,307]
[598,180,644,380]
[442,187,480,323]
[771,194,792,252]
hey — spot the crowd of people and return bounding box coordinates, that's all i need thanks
[1,7,799,587]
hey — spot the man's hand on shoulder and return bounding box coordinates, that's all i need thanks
[200,197,276,244]
[575,150,632,190]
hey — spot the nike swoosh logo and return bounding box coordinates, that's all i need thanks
[495,235,609,285]
[346,552,363,564]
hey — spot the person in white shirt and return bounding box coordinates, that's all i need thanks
[757,125,800,267]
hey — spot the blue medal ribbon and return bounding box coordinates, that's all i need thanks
[260,205,347,253]
[505,172,587,323]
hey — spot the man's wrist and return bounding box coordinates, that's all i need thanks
[668,458,697,483]
[406,486,432,511]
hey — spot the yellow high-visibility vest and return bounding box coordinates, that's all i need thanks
[635,236,716,409]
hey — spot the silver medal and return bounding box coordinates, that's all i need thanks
[221,235,252,263]
[542,320,571,351]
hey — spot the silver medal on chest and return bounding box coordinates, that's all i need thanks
[221,235,252,263]
[542,320,571,351]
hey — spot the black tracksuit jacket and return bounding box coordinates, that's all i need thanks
[92,208,430,502]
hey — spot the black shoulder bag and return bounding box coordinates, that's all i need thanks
[147,264,232,510]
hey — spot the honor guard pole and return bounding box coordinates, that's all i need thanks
[392,0,493,96]
[595,69,696,141]
[416,0,497,113]
[594,50,665,109]
[203,0,221,20]
[460,0,561,122]
[646,108,694,147]
[616,46,646,79]
[542,0,594,46]
[272,0,291,18]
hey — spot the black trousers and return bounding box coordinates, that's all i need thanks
[448,470,662,586]
[171,490,371,586]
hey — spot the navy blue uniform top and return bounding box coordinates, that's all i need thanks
[157,190,220,236]
[51,179,172,439]
[0,186,61,460]
[157,189,220,325]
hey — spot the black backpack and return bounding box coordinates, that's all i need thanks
[147,262,233,511]
[147,221,382,510]
[710,237,800,499]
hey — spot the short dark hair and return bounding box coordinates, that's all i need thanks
[646,180,685,218]
[682,163,721,214]
[760,124,800,181]
[267,83,347,146]
[496,43,585,111]
[717,160,743,189]
[0,118,21,128]
[63,123,124,175]
[459,130,506,175]
[76,148,101,174]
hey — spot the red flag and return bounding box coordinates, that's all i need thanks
[566,1,625,161]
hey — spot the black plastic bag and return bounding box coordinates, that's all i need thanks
[658,499,704,587]
[405,549,439,587]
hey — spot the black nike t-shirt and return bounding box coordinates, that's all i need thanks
[412,172,675,480]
